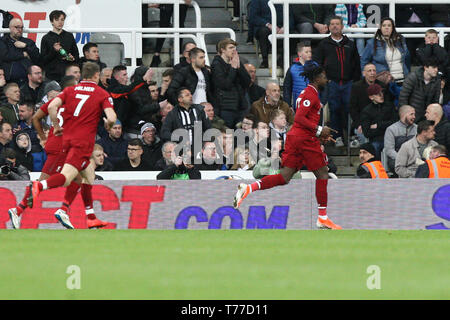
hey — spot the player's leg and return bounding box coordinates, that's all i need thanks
[312,166,342,230]
[8,171,51,229]
[55,174,82,218]
[233,166,297,209]
[79,160,108,228]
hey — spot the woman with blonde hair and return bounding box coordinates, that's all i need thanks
[231,146,256,170]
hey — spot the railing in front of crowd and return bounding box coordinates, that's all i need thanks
[0,27,236,68]
[142,0,203,65]
[268,0,450,80]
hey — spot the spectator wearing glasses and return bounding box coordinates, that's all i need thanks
[115,138,152,171]
[0,18,40,86]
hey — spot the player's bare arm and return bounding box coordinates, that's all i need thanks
[48,97,64,136]
[32,108,48,144]
[103,107,117,131]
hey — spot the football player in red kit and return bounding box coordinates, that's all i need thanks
[25,62,117,229]
[8,76,108,229]
[233,62,342,229]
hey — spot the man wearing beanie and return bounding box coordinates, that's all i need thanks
[360,83,398,158]
[96,119,128,167]
[140,122,163,168]
[356,142,389,178]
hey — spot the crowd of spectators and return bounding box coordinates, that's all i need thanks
[1,4,450,180]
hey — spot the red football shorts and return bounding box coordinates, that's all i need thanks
[41,152,66,175]
[62,138,94,172]
[281,134,327,172]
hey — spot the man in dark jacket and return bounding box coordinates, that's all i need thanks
[78,42,107,70]
[244,63,265,110]
[161,87,211,158]
[114,138,152,171]
[425,103,450,152]
[96,120,128,167]
[107,65,154,133]
[0,18,40,86]
[313,16,361,145]
[399,57,441,123]
[349,63,393,145]
[211,38,251,129]
[140,122,163,169]
[19,65,45,104]
[360,84,398,158]
[126,68,161,137]
[167,48,214,106]
[173,42,196,71]
[40,10,79,82]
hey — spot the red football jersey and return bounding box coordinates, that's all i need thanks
[57,80,114,142]
[290,85,322,138]
[39,100,62,154]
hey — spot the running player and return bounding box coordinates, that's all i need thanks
[25,62,117,229]
[233,62,342,229]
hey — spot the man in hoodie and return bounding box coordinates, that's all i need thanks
[12,130,33,172]
[383,105,417,173]
[313,15,361,146]
[399,57,441,123]
[40,10,79,82]
[140,122,163,169]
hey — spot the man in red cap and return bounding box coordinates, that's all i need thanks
[360,83,398,158]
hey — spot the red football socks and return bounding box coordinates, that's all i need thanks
[16,186,31,216]
[81,184,96,220]
[60,181,81,212]
[45,173,67,189]
[316,179,328,218]
[252,173,287,192]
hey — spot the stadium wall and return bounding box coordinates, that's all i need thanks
[1,180,449,230]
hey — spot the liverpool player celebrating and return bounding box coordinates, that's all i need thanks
[233,62,342,229]
[26,62,117,229]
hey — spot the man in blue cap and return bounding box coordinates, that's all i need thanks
[96,119,128,167]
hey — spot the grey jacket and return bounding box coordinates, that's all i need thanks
[398,67,441,122]
[395,136,438,178]
[384,120,417,161]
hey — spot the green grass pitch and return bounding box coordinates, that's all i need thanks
[0,230,448,300]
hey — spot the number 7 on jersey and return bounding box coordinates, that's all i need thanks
[74,94,90,116]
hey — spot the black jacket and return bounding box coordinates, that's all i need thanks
[210,55,251,114]
[156,163,201,180]
[434,118,450,152]
[127,87,160,133]
[160,103,211,142]
[114,158,153,171]
[349,78,393,130]
[0,34,40,83]
[142,137,163,169]
[78,56,107,70]
[313,35,361,84]
[40,30,79,82]
[167,64,215,106]
[398,67,441,122]
[361,100,398,143]
[107,76,147,126]
[19,82,46,105]
[173,57,190,72]
[416,44,448,75]
[96,134,128,167]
